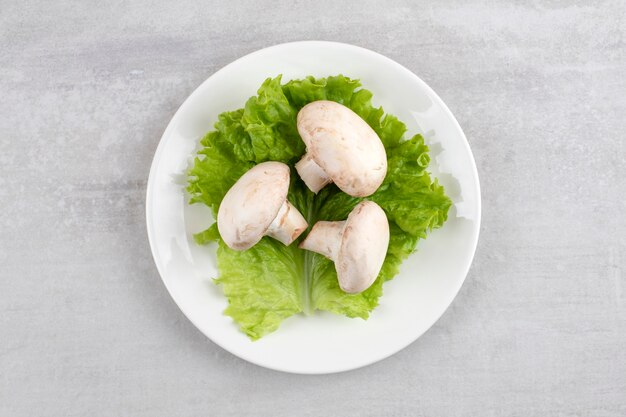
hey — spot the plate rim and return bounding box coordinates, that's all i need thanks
[146,40,482,374]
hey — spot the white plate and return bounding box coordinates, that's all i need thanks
[146,41,481,374]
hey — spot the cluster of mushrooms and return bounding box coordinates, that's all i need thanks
[217,101,390,294]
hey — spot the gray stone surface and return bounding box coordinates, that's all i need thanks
[1,0,625,415]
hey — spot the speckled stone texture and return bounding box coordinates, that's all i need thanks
[1,1,625,416]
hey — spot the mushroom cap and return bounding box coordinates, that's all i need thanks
[297,100,387,197]
[336,201,390,293]
[217,161,290,250]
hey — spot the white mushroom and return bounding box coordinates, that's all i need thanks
[217,161,308,251]
[299,201,389,294]
[295,100,387,197]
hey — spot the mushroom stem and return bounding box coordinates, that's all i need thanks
[266,200,308,246]
[298,220,346,261]
[295,153,332,194]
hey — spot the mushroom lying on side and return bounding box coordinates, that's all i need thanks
[295,100,387,197]
[217,161,308,251]
[299,201,389,294]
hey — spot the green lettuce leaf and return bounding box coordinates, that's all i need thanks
[188,75,451,340]
[214,237,304,340]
